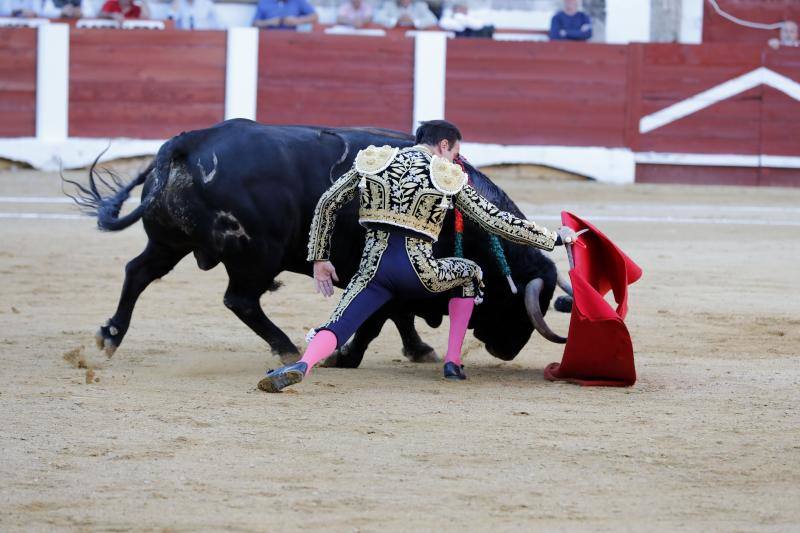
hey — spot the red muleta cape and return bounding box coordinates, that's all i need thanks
[544,212,643,387]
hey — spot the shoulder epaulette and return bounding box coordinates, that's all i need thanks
[354,145,399,175]
[430,155,468,195]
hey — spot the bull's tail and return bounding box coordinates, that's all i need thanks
[62,150,154,232]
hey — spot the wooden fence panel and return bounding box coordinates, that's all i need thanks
[257,33,414,132]
[0,28,37,137]
[445,40,629,147]
[635,43,763,155]
[69,29,226,138]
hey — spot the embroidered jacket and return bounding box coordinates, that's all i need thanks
[307,145,557,261]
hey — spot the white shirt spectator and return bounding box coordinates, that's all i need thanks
[1,0,37,16]
[439,5,485,32]
[336,0,373,28]
[374,0,436,29]
[170,0,218,30]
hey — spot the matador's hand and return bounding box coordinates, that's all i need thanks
[557,226,579,245]
[313,261,339,298]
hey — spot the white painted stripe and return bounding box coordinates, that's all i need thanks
[636,151,800,169]
[761,155,800,169]
[527,214,800,227]
[640,67,800,134]
[635,152,760,167]
[527,203,800,214]
[0,137,164,172]
[412,32,447,133]
[0,197,140,204]
[2,210,798,227]
[0,197,74,204]
[36,24,70,141]
[224,27,259,121]
[0,213,88,220]
[761,69,800,100]
[463,143,636,184]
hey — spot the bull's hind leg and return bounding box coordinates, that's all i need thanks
[321,308,389,368]
[322,309,438,368]
[223,274,300,364]
[97,242,189,357]
[392,312,439,363]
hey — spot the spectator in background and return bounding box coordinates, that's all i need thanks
[374,0,436,29]
[336,0,373,28]
[99,0,150,20]
[253,0,318,30]
[50,0,82,18]
[439,2,493,38]
[549,0,591,41]
[170,0,218,29]
[768,20,799,49]
[425,0,443,19]
[1,0,37,16]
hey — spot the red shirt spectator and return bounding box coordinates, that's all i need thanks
[100,0,150,20]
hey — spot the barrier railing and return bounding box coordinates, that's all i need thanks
[1,25,799,186]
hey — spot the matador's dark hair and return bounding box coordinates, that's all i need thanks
[415,120,462,148]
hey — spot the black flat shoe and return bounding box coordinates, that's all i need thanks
[258,362,308,393]
[443,362,467,381]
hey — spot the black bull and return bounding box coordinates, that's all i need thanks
[65,119,570,369]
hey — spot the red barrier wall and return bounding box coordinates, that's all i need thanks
[69,29,226,138]
[256,32,414,131]
[0,28,37,137]
[629,43,800,186]
[762,48,800,156]
[631,43,763,155]
[5,28,800,186]
[703,0,800,43]
[446,40,629,147]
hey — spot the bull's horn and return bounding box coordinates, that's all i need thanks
[557,272,573,296]
[525,278,567,344]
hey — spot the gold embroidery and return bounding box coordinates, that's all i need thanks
[354,145,399,174]
[322,230,390,327]
[404,236,483,298]
[430,155,467,195]
[307,168,360,261]
[309,146,556,266]
[454,184,557,251]
[357,147,451,241]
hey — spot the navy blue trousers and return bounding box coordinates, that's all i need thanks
[320,230,482,348]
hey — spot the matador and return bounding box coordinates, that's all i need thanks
[258,120,576,392]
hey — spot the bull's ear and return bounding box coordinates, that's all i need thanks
[355,145,398,174]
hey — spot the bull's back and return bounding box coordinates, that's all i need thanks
[142,120,414,273]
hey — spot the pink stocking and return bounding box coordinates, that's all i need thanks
[299,329,338,375]
[445,297,475,366]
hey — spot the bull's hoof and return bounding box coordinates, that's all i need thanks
[95,322,121,358]
[402,343,440,363]
[320,343,363,369]
[554,295,573,313]
[276,349,301,365]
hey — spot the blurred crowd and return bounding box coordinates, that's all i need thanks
[0,0,597,39]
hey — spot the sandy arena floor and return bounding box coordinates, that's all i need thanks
[1,164,799,531]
